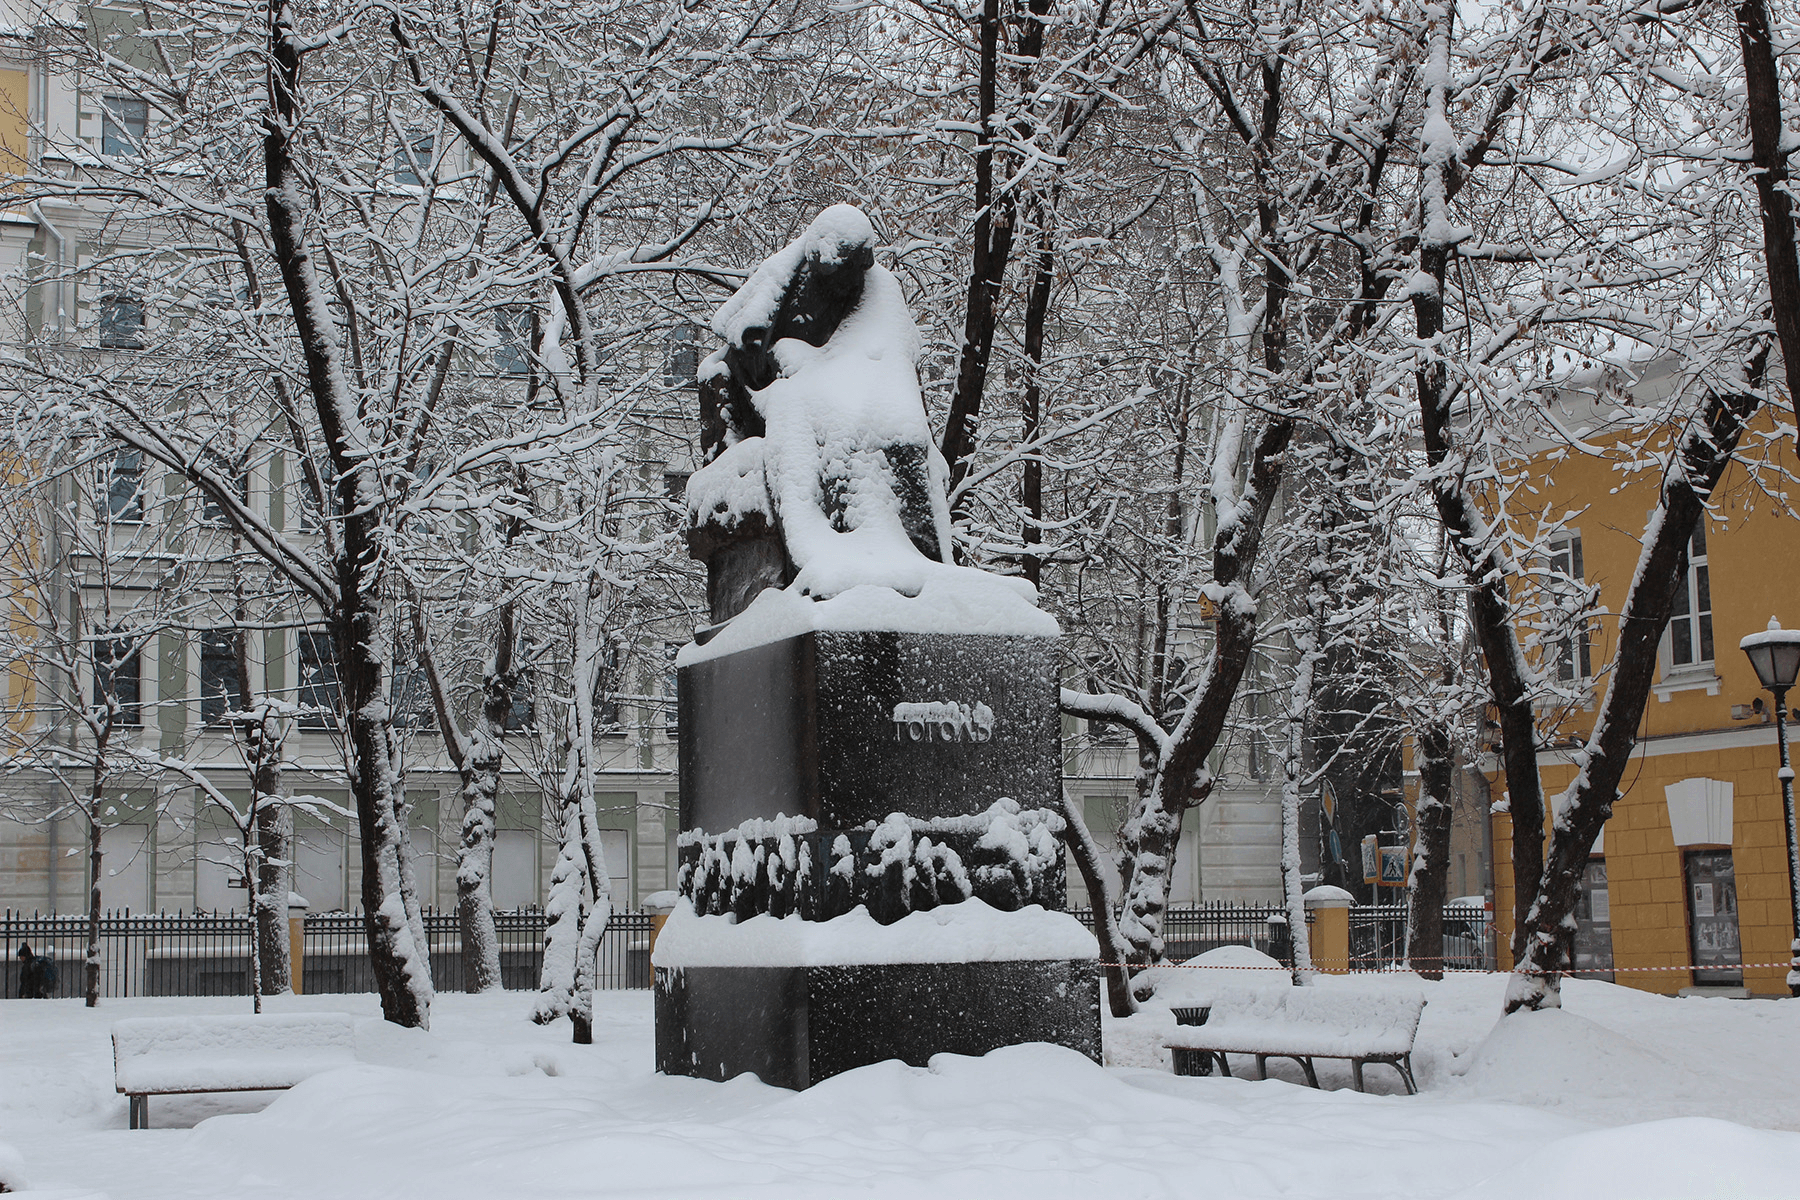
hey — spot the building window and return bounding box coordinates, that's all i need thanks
[504,686,533,732]
[1078,659,1128,744]
[503,637,533,732]
[664,323,700,388]
[394,129,433,187]
[93,630,141,727]
[392,661,435,730]
[1089,714,1127,744]
[1669,524,1712,668]
[664,643,680,735]
[662,472,690,530]
[491,829,539,910]
[99,293,144,349]
[200,450,250,525]
[105,449,144,521]
[294,825,347,912]
[100,96,147,158]
[1547,532,1591,682]
[297,631,338,729]
[199,628,241,725]
[599,827,631,903]
[594,641,622,732]
[298,477,341,534]
[496,308,533,375]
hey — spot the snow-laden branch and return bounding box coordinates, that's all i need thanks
[1057,688,1170,758]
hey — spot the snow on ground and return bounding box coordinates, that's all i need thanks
[2,972,1798,1199]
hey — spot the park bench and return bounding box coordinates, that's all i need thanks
[1163,986,1425,1094]
[112,1012,358,1129]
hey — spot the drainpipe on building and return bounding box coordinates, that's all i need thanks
[47,809,58,913]
[28,200,68,340]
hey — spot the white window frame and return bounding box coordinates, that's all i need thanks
[1545,531,1592,685]
[1656,520,1721,700]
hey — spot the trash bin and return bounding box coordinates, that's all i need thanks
[1170,1004,1214,1077]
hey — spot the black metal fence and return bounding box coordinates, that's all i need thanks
[1071,902,1293,961]
[1,908,657,999]
[1071,902,1494,971]
[1349,903,1493,971]
[5,903,1495,998]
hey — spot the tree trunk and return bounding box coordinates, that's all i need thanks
[265,0,430,1027]
[1019,211,1053,586]
[85,789,103,1008]
[245,811,265,1014]
[1735,0,1800,446]
[235,626,292,997]
[1117,414,1292,963]
[255,791,293,995]
[457,605,516,995]
[567,710,612,1045]
[1405,720,1454,980]
[533,796,589,1024]
[341,637,432,1027]
[940,0,1016,502]
[1281,562,1324,984]
[1056,795,1136,1015]
[1507,383,1764,1011]
[455,762,503,993]
[1410,23,1546,966]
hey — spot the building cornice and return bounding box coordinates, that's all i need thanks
[1480,721,1780,775]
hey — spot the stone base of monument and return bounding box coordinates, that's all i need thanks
[654,958,1101,1090]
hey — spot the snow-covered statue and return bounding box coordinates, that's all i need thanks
[658,205,1097,1091]
[688,205,986,623]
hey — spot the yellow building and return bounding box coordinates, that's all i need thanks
[0,42,26,184]
[1489,360,1799,997]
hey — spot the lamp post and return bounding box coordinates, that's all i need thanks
[1740,617,1800,998]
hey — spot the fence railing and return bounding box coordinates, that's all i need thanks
[5,902,1497,999]
[1349,903,1493,972]
[1070,902,1294,961]
[1071,902,1494,972]
[1,908,656,1000]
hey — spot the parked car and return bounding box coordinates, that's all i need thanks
[1442,897,1493,970]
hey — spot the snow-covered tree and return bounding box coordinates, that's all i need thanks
[1494,0,1797,1007]
[5,0,804,1027]
[0,439,175,1006]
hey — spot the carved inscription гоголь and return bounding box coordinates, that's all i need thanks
[891,701,994,743]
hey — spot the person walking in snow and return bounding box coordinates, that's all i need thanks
[16,943,58,998]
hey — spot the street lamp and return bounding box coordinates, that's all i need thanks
[1740,617,1800,998]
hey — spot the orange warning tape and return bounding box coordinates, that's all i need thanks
[1100,960,1799,974]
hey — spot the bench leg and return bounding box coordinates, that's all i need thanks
[1298,1057,1319,1089]
[129,1094,147,1130]
[1217,1053,1233,1079]
[1356,1055,1419,1096]
[1254,1054,1267,1081]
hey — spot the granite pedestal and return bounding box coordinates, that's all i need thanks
[657,628,1100,1088]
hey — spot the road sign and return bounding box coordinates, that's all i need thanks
[1379,846,1407,887]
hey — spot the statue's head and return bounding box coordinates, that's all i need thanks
[725,206,877,398]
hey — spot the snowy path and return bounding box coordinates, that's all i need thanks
[2,975,1798,1199]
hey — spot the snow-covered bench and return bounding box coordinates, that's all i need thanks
[1163,986,1425,1094]
[112,1013,358,1129]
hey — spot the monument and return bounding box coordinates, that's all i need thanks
[653,205,1100,1090]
